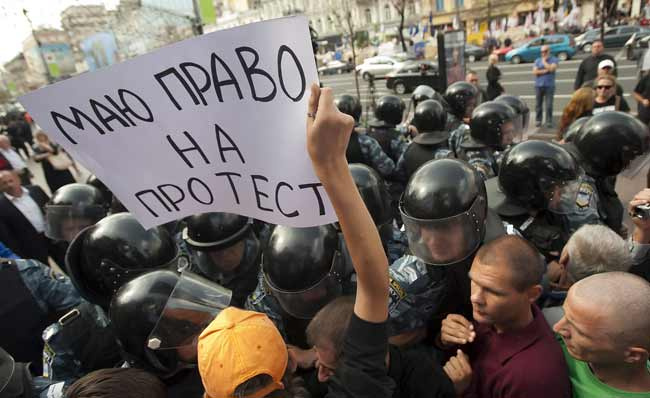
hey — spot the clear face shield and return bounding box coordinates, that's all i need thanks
[264,251,345,320]
[509,116,525,144]
[45,204,107,242]
[189,240,248,281]
[620,152,650,179]
[146,271,232,363]
[400,196,487,266]
[499,120,520,147]
[542,176,585,214]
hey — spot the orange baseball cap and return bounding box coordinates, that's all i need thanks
[198,307,288,398]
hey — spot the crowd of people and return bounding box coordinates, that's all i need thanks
[2,39,650,398]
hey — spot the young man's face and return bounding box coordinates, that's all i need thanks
[469,259,532,327]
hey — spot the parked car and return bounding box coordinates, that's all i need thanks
[465,44,487,62]
[355,55,404,81]
[505,34,576,64]
[624,32,650,60]
[318,60,354,75]
[576,26,650,52]
[385,61,443,94]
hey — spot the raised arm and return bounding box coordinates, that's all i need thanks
[306,84,389,323]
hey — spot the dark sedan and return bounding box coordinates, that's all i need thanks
[318,60,355,75]
[385,61,443,94]
[465,44,487,62]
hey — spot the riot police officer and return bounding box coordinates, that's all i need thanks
[495,94,530,137]
[180,212,261,307]
[350,163,407,263]
[335,94,396,178]
[486,140,601,260]
[65,212,186,310]
[45,183,109,243]
[86,175,112,204]
[564,111,650,234]
[562,116,590,143]
[389,159,505,345]
[458,101,517,179]
[367,95,408,162]
[246,224,347,348]
[397,99,453,180]
[0,257,80,376]
[110,270,231,397]
[401,85,437,131]
[444,82,479,150]
[0,346,65,398]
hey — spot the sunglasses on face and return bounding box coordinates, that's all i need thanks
[596,85,613,90]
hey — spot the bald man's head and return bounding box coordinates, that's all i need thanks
[570,272,650,348]
[0,135,10,149]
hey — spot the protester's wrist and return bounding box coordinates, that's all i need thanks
[633,226,650,244]
[312,158,348,179]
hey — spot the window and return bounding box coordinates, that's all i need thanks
[529,39,542,47]
[436,0,445,11]
[408,1,416,14]
[620,27,637,34]
[384,5,391,20]
[457,0,464,8]
[365,8,372,24]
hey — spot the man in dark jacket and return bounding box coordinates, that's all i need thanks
[574,40,616,89]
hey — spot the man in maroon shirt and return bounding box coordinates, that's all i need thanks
[439,235,571,397]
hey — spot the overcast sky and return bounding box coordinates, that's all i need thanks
[0,0,119,65]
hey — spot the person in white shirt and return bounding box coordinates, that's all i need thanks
[0,135,31,185]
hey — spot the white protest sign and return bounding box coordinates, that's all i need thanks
[19,16,337,229]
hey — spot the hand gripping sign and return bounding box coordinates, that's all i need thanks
[20,16,336,228]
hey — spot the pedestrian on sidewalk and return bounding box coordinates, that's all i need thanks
[486,54,504,100]
[574,40,616,89]
[633,70,650,124]
[533,45,559,128]
[557,87,594,140]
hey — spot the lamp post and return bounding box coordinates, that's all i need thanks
[23,8,53,85]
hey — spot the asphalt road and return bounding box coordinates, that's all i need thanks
[320,48,639,128]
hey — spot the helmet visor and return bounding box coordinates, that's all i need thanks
[400,196,486,265]
[544,177,584,214]
[620,152,650,179]
[45,204,107,242]
[147,271,231,352]
[189,241,247,280]
[265,251,344,319]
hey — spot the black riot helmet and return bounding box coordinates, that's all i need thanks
[0,346,28,398]
[470,101,517,150]
[334,94,362,123]
[563,116,590,143]
[495,94,530,135]
[400,159,487,265]
[181,212,253,281]
[411,85,436,107]
[412,99,447,134]
[45,183,108,243]
[374,95,405,126]
[262,225,344,319]
[349,164,392,227]
[109,270,231,377]
[65,213,184,309]
[573,111,650,176]
[444,81,479,119]
[498,140,582,213]
[86,175,113,203]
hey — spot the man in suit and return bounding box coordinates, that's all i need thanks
[0,135,31,185]
[0,170,62,265]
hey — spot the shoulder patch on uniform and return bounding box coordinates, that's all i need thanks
[389,277,407,301]
[576,182,594,208]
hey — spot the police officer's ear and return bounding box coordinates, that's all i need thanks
[286,348,298,373]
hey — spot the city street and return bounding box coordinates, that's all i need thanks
[320,48,640,127]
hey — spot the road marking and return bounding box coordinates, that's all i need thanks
[502,76,636,84]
